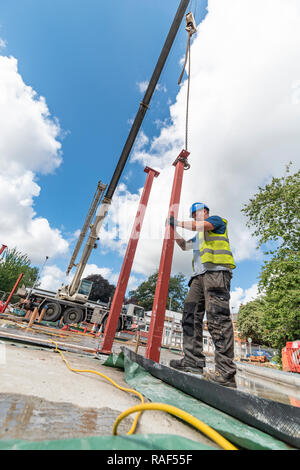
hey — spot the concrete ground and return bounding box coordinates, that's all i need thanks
[1,315,299,449]
[0,341,217,448]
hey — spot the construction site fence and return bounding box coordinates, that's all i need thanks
[282,341,300,374]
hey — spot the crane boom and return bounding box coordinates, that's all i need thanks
[105,0,190,201]
[66,181,107,276]
[59,0,190,300]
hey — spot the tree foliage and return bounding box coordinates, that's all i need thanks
[259,253,300,349]
[128,271,188,312]
[82,274,115,303]
[236,299,267,345]
[240,164,300,353]
[242,163,300,254]
[0,247,39,296]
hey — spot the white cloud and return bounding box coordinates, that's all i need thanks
[136,80,167,94]
[0,38,7,49]
[99,0,300,282]
[0,57,63,176]
[156,83,167,93]
[38,265,68,292]
[230,283,260,312]
[39,262,139,295]
[136,130,149,150]
[73,229,81,239]
[81,264,119,285]
[0,55,69,264]
[137,80,149,93]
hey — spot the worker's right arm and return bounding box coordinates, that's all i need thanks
[174,230,193,251]
[166,216,193,251]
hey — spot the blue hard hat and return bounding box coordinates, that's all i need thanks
[189,202,209,217]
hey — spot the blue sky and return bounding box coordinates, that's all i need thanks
[1,0,299,310]
[1,1,192,222]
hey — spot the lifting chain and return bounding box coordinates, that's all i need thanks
[178,11,197,158]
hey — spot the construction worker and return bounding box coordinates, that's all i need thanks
[167,202,237,388]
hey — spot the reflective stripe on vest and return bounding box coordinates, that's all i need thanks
[192,218,236,270]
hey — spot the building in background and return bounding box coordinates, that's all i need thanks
[144,310,214,353]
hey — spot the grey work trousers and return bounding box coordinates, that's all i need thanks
[182,271,236,379]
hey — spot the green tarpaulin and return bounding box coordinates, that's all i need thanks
[103,352,292,451]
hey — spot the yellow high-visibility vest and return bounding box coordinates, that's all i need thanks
[193,218,236,270]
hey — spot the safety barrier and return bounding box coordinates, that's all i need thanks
[282,341,300,373]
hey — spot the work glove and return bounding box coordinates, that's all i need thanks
[166,215,178,228]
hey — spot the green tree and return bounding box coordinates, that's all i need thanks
[259,253,300,349]
[236,298,267,345]
[241,163,300,353]
[128,271,188,312]
[242,163,300,255]
[82,274,115,303]
[0,248,39,297]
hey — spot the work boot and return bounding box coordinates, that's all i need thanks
[169,358,203,375]
[204,370,237,389]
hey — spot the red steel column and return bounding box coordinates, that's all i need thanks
[145,149,189,362]
[1,273,23,313]
[99,166,160,354]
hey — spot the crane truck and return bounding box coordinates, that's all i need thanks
[15,1,191,333]
[16,180,146,332]
[16,285,145,332]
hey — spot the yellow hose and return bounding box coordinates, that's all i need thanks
[113,403,237,450]
[50,340,238,450]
